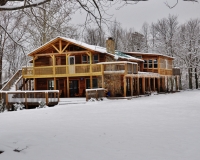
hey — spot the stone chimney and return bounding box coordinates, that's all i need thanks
[106,37,115,54]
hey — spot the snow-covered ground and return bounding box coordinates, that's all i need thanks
[0,90,200,160]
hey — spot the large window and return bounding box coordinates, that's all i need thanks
[86,78,98,89]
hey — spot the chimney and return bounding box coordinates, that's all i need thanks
[106,37,115,54]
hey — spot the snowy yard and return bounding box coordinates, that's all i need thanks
[0,90,200,160]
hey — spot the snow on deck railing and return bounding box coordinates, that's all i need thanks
[0,90,59,109]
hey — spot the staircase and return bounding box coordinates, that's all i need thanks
[1,70,22,91]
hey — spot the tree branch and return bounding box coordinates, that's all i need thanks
[0,0,51,11]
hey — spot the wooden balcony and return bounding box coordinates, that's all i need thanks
[22,62,138,78]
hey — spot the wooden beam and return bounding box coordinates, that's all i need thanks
[52,44,60,53]
[61,43,70,53]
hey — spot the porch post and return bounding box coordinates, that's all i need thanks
[153,77,155,91]
[137,77,140,96]
[90,76,93,89]
[142,77,145,94]
[67,77,69,97]
[124,76,126,97]
[157,77,160,93]
[130,77,133,96]
[148,77,150,92]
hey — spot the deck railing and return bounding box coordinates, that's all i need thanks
[0,90,59,109]
[22,64,103,77]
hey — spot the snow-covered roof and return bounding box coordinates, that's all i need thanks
[28,36,143,62]
[127,52,174,59]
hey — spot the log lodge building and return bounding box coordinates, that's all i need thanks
[2,36,180,103]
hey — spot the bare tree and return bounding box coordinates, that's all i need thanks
[83,27,105,47]
[0,10,26,87]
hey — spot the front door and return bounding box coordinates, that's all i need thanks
[69,80,79,97]
[68,56,75,74]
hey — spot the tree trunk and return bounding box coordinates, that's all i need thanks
[188,67,193,89]
[195,67,198,89]
[0,47,2,89]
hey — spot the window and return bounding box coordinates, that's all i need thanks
[93,54,99,63]
[82,55,90,64]
[148,60,153,68]
[154,59,158,68]
[86,78,98,89]
[144,60,147,68]
[48,80,54,90]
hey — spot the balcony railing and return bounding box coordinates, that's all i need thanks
[22,62,138,78]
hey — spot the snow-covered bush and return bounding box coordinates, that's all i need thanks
[36,101,48,109]
[0,99,5,113]
[13,102,25,111]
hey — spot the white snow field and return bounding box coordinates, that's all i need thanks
[0,90,200,160]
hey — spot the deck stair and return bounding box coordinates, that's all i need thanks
[1,69,22,91]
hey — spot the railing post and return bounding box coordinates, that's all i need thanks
[25,92,28,109]
[45,92,49,105]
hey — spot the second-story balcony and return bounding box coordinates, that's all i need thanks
[22,61,138,78]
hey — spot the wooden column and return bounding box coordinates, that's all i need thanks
[90,76,93,89]
[153,77,155,91]
[124,76,126,97]
[148,77,150,92]
[137,77,140,96]
[67,77,69,97]
[130,77,133,96]
[157,77,160,93]
[45,92,49,106]
[52,55,55,75]
[142,77,145,94]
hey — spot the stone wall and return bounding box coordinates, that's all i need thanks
[98,74,123,97]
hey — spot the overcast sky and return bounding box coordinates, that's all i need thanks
[108,0,200,31]
[73,0,200,33]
